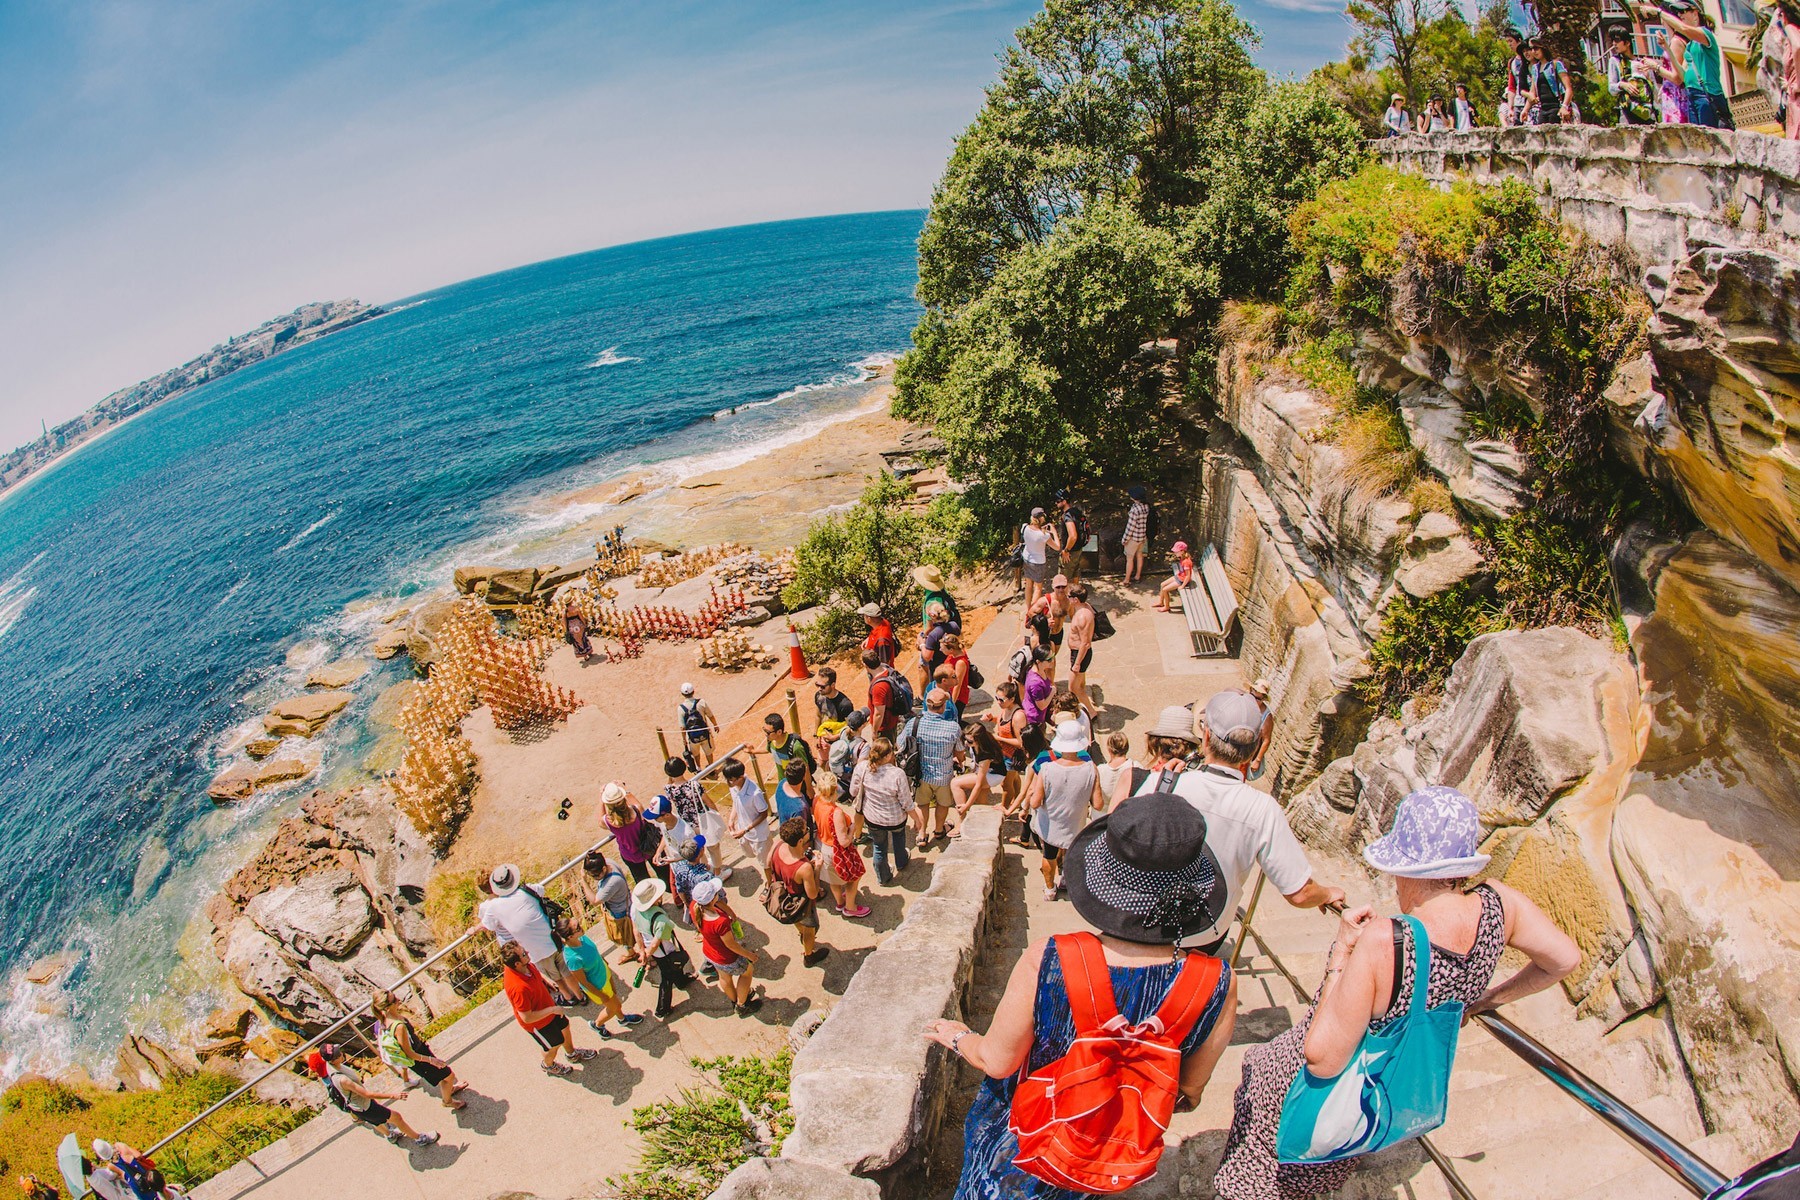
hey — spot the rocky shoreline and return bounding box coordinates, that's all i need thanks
[72,381,935,1103]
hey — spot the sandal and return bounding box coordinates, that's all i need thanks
[443,1099,467,1111]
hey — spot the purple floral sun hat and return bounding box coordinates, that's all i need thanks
[1362,785,1491,880]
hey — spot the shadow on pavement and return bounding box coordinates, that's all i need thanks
[453,1091,511,1136]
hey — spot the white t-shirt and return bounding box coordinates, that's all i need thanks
[731,780,769,833]
[1135,764,1313,946]
[1021,524,1054,565]
[478,888,557,961]
[89,1170,129,1200]
[1097,756,1143,801]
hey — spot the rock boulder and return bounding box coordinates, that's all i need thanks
[262,691,352,737]
[244,868,374,958]
[305,659,368,689]
[221,919,340,1030]
[207,757,312,803]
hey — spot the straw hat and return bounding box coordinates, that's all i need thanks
[1363,786,1492,880]
[600,781,629,807]
[632,877,668,909]
[489,863,522,897]
[912,564,947,591]
[1066,794,1227,946]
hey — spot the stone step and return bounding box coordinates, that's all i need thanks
[1563,1131,1743,1200]
[1446,1093,1705,1200]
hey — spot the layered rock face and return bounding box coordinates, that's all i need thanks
[1211,140,1800,1155]
[205,786,451,1033]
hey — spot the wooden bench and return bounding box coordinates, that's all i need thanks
[1177,545,1239,657]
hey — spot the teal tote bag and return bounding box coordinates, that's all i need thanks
[1275,914,1464,1164]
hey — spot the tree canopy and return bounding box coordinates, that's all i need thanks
[898,0,1367,537]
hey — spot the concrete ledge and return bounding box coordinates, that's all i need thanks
[1376,127,1800,267]
[717,805,1005,1198]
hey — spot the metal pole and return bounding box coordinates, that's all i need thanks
[1230,871,1267,971]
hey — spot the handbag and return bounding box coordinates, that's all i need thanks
[1275,914,1463,1164]
[759,860,810,925]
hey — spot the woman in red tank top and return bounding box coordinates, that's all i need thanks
[770,816,829,967]
[811,774,869,918]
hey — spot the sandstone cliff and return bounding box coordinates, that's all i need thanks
[1206,137,1800,1156]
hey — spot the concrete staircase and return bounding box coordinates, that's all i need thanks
[1137,855,1738,1199]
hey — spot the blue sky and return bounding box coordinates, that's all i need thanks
[0,0,1353,452]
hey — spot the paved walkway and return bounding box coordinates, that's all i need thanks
[194,836,940,1200]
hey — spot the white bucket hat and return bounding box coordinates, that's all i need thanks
[489,863,521,896]
[692,877,724,906]
[1050,719,1089,755]
[1363,786,1492,880]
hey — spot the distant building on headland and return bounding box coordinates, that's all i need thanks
[0,298,384,496]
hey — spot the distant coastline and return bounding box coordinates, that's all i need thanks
[0,298,383,499]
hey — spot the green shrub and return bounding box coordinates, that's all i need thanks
[1364,583,1504,712]
[605,1050,793,1200]
[783,476,973,657]
[0,1070,313,1190]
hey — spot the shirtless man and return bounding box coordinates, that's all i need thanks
[1065,582,1097,718]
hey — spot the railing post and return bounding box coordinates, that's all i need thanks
[1230,871,1267,971]
[655,727,672,762]
[785,688,802,739]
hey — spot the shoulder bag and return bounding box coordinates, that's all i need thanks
[1275,914,1463,1164]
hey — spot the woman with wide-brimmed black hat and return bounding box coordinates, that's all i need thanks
[924,792,1239,1199]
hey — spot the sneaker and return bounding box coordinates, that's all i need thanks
[803,948,829,967]
[736,996,764,1017]
[620,1012,646,1027]
[718,866,736,883]
[384,1129,403,1144]
[542,1061,573,1076]
[1044,887,1058,902]
[412,1132,440,1148]
[569,1048,598,1063]
[842,905,872,919]
[591,1020,614,1038]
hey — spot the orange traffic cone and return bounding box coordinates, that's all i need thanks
[788,621,809,682]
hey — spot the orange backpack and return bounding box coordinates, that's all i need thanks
[1008,932,1223,1194]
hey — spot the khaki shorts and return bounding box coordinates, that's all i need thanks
[914,781,954,808]
[1123,537,1145,555]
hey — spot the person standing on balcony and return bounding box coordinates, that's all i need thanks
[1648,0,1736,126]
[1452,81,1477,129]
[1606,27,1657,124]
[1382,93,1412,135]
[1424,93,1451,132]
[1211,786,1581,1200]
[1501,28,1531,126]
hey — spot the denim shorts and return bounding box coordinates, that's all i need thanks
[714,954,750,977]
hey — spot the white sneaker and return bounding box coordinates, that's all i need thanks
[413,1131,440,1147]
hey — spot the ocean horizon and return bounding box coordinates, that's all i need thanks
[0,209,925,1078]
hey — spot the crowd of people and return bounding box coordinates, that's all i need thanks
[62,482,1787,1200]
[1383,5,1775,136]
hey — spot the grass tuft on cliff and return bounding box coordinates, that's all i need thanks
[604,1049,794,1200]
[1285,164,1681,705]
[0,1071,313,1191]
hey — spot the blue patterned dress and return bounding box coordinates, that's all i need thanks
[954,940,1234,1200]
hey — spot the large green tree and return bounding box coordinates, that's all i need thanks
[900,0,1365,538]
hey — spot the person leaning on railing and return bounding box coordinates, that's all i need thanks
[1211,786,1581,1200]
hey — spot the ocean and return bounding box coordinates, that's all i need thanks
[0,209,925,1076]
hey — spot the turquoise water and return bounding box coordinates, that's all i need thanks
[0,210,924,1072]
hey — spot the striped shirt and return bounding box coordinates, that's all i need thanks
[1125,500,1149,543]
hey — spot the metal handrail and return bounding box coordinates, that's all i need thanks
[1232,886,1728,1199]
[144,744,748,1170]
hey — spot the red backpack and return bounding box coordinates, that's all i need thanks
[1008,933,1223,1194]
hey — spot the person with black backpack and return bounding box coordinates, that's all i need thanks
[675,683,717,767]
[1055,490,1091,582]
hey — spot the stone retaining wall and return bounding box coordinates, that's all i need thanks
[712,805,1006,1199]
[1376,125,1800,267]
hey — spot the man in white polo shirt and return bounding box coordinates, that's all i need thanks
[1131,693,1343,954]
